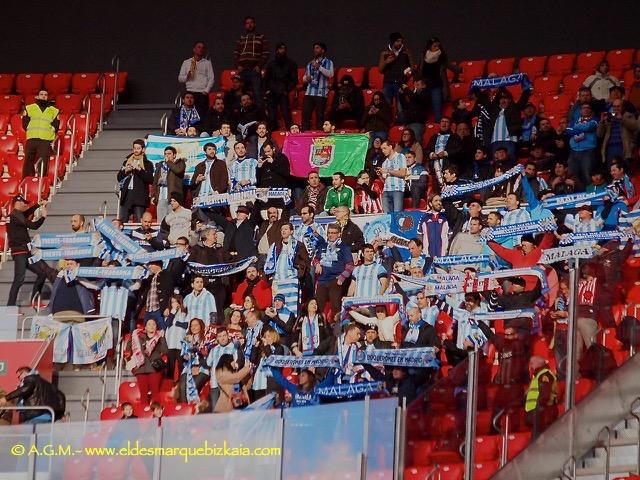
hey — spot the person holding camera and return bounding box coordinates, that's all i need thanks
[116,139,154,223]
[597,98,639,165]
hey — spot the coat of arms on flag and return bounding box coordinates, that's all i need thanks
[309,137,336,168]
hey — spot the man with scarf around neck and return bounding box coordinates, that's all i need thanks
[297,173,328,213]
[401,307,439,389]
[192,142,230,221]
[116,139,154,223]
[263,294,296,346]
[264,222,310,316]
[264,42,297,130]
[231,265,272,311]
[22,89,59,178]
[378,32,414,123]
[206,328,239,410]
[293,205,325,302]
[170,92,202,136]
[313,223,355,322]
[314,323,364,384]
[334,206,365,256]
[151,146,186,224]
[190,226,229,315]
[426,117,461,189]
[129,211,163,253]
[177,41,214,118]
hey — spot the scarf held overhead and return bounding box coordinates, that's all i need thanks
[188,256,257,277]
[193,188,292,209]
[469,72,532,91]
[440,165,524,198]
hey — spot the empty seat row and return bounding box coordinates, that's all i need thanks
[0,72,127,97]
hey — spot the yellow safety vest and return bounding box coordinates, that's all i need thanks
[525,367,557,412]
[25,103,59,141]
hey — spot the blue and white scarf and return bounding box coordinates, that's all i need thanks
[127,248,185,265]
[193,187,292,208]
[95,219,143,254]
[355,347,439,368]
[470,72,532,91]
[188,256,257,277]
[482,218,556,240]
[300,315,321,354]
[30,232,100,249]
[542,190,614,210]
[441,164,524,198]
[319,239,342,267]
[433,254,494,266]
[264,355,340,368]
[29,244,105,263]
[178,106,200,130]
[63,266,149,283]
[315,381,386,398]
[559,230,629,245]
[340,294,407,324]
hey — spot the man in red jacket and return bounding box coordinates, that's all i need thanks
[231,265,272,310]
[488,232,554,291]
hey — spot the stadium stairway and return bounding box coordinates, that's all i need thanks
[0,104,170,421]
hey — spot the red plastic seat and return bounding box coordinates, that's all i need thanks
[296,67,306,90]
[575,377,595,403]
[487,57,515,76]
[10,114,26,144]
[502,431,532,460]
[533,76,561,97]
[20,176,51,201]
[337,67,365,87]
[219,69,239,91]
[362,89,375,107]
[546,54,576,77]
[0,74,15,94]
[368,68,384,90]
[474,435,500,461]
[87,93,113,115]
[0,95,22,115]
[15,74,43,95]
[55,94,83,114]
[71,73,100,96]
[458,60,486,83]
[598,328,624,351]
[119,381,142,404]
[163,403,195,417]
[23,95,36,107]
[562,73,588,97]
[410,439,437,466]
[405,466,436,480]
[44,73,72,97]
[133,403,155,418]
[518,56,546,79]
[102,72,128,96]
[271,131,287,149]
[473,461,500,480]
[576,51,606,74]
[0,177,19,203]
[422,123,438,147]
[623,70,636,88]
[387,125,404,143]
[99,406,123,421]
[0,114,9,135]
[449,82,469,102]
[476,410,493,435]
[3,154,24,178]
[438,463,464,480]
[606,49,635,75]
[0,135,18,155]
[542,94,571,116]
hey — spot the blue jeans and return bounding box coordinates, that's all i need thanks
[428,87,444,122]
[25,413,52,424]
[240,69,263,104]
[568,149,596,187]
[383,190,404,212]
[383,83,403,123]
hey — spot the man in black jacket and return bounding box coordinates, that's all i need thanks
[264,42,297,131]
[116,140,154,222]
[211,205,258,261]
[334,206,365,256]
[0,366,62,423]
[7,195,56,306]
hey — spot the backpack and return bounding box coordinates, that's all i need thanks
[579,343,617,382]
[616,315,640,349]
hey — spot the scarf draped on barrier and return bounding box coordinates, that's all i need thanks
[441,164,524,198]
[340,294,407,323]
[264,355,341,368]
[471,309,536,322]
[95,219,143,254]
[481,218,557,240]
[29,244,105,264]
[392,272,500,295]
[127,248,185,265]
[541,190,615,210]
[193,188,292,209]
[31,317,72,363]
[315,381,386,398]
[539,245,596,263]
[469,72,532,91]
[355,347,439,368]
[63,266,149,283]
[30,232,101,249]
[188,256,257,277]
[559,230,628,245]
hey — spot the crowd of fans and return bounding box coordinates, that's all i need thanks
[4,18,640,445]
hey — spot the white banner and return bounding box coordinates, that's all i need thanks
[31,317,71,363]
[71,318,113,364]
[540,246,596,264]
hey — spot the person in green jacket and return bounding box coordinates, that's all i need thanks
[323,171,354,215]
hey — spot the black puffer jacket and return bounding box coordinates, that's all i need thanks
[5,373,63,422]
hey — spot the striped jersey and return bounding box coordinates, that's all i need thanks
[382,153,407,192]
[351,262,387,297]
[305,57,334,97]
[206,343,237,387]
[99,285,129,321]
[491,109,518,143]
[183,289,217,325]
[229,157,258,189]
[198,160,216,196]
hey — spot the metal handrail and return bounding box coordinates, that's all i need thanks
[111,55,120,110]
[160,113,168,136]
[174,92,182,107]
[0,406,55,431]
[100,359,108,412]
[600,426,612,480]
[101,200,108,219]
[51,137,61,194]
[561,456,576,480]
[98,74,106,133]
[30,336,53,369]
[492,408,510,467]
[80,388,90,425]
[425,465,440,479]
[82,100,91,156]
[630,397,640,474]
[68,116,77,174]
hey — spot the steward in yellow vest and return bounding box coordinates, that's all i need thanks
[525,356,558,438]
[22,90,60,178]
